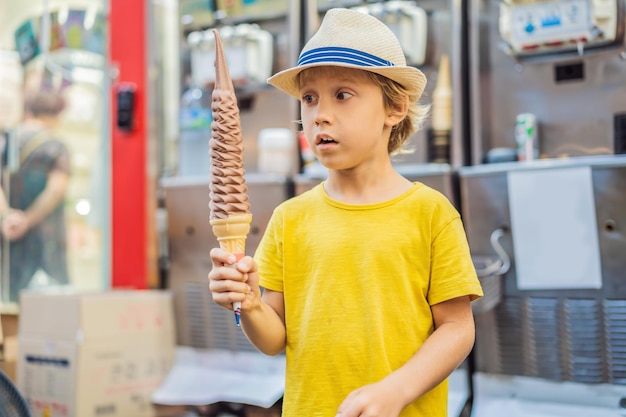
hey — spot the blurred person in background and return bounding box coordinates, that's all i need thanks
[0,86,71,303]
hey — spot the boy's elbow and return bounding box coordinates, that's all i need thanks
[251,340,285,356]
[261,346,285,356]
[462,317,476,356]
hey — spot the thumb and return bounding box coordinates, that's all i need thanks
[237,255,259,288]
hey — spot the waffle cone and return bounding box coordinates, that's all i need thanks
[210,213,252,254]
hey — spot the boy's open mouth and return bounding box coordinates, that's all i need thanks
[317,135,337,145]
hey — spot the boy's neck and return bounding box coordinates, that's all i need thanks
[324,165,412,204]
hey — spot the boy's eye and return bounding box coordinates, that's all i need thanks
[302,94,316,104]
[337,91,353,100]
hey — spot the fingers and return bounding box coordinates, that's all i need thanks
[208,263,250,293]
[209,248,256,273]
[208,272,250,309]
[337,382,403,417]
[209,280,250,308]
[210,247,236,267]
[208,249,257,310]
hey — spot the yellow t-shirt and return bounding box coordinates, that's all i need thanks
[256,182,483,417]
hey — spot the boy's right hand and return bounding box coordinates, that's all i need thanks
[208,248,261,313]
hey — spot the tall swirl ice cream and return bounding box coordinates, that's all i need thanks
[209,29,252,326]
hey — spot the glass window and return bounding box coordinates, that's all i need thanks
[0,0,109,308]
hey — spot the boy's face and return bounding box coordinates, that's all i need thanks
[298,67,399,172]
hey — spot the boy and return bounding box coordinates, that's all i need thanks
[209,8,483,417]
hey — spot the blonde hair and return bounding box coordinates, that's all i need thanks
[364,72,429,155]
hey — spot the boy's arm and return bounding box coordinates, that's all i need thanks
[337,296,475,417]
[209,249,286,356]
[241,288,286,355]
[388,295,475,401]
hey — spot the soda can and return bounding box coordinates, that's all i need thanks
[515,113,538,161]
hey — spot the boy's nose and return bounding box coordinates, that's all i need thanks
[314,99,332,125]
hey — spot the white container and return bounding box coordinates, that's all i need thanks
[257,128,297,175]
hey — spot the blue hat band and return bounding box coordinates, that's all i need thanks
[297,46,395,68]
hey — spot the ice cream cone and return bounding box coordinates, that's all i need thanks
[210,214,252,254]
[209,29,252,327]
[210,214,252,326]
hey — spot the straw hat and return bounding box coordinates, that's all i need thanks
[267,8,427,99]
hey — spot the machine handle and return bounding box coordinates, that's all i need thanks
[475,228,511,277]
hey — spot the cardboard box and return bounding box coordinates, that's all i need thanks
[1,311,20,382]
[17,290,176,417]
[1,335,18,382]
[1,312,19,343]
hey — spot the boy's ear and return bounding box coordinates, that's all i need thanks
[386,97,409,127]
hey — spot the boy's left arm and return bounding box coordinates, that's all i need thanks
[336,296,475,417]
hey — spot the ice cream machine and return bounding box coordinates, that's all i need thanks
[468,0,626,165]
[460,155,626,416]
[462,1,626,415]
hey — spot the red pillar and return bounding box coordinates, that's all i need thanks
[109,0,148,289]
